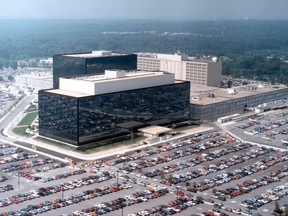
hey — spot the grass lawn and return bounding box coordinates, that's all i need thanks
[18,112,38,126]
[25,104,38,113]
[13,126,31,137]
[13,111,38,136]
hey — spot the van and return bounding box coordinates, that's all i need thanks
[241,210,252,216]
[217,196,227,201]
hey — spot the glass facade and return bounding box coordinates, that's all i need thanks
[53,55,86,89]
[39,82,190,146]
[53,53,137,88]
[86,55,137,74]
[38,92,79,145]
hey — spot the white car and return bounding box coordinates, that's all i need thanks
[232,208,241,214]
[240,202,249,207]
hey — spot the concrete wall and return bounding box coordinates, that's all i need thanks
[59,78,95,95]
[160,60,187,81]
[207,61,222,87]
[59,73,175,96]
[93,73,175,95]
[137,54,222,87]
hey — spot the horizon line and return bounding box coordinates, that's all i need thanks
[0,17,288,22]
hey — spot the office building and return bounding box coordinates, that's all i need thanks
[190,84,288,120]
[137,52,222,87]
[39,70,190,146]
[14,71,53,90]
[53,50,137,88]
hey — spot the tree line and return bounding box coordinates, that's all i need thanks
[0,19,287,84]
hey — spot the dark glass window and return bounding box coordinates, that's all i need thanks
[39,82,190,146]
[53,53,137,88]
[38,91,79,145]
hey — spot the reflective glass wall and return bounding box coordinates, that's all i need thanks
[38,91,79,145]
[53,53,137,88]
[53,55,86,89]
[39,82,190,146]
[86,54,137,74]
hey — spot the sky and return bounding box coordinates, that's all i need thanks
[0,0,288,20]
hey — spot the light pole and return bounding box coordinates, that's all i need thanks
[61,187,64,201]
[176,186,180,202]
[17,172,20,189]
[247,207,252,216]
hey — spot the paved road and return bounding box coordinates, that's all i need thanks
[0,95,35,130]
[13,140,82,162]
[0,94,82,162]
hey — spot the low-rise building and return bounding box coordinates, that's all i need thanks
[190,84,288,121]
[14,71,53,90]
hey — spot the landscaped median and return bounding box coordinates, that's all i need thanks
[12,111,38,136]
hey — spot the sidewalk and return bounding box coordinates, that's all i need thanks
[2,95,214,161]
[5,123,213,161]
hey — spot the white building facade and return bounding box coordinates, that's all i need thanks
[14,72,53,90]
[59,70,175,96]
[137,53,222,87]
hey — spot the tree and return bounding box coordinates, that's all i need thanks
[227,80,233,88]
[10,61,17,69]
[273,201,283,215]
[212,188,218,195]
[191,181,196,188]
[137,168,143,174]
[123,162,128,170]
[171,123,176,129]
[196,196,204,204]
[7,75,14,82]
[168,175,173,183]
[3,60,9,68]
[284,207,288,216]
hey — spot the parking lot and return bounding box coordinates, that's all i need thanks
[0,119,287,215]
[227,108,288,149]
[0,91,17,118]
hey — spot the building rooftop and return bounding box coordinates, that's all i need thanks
[67,70,167,82]
[137,52,218,63]
[190,84,288,105]
[44,89,89,98]
[63,50,126,58]
[48,70,182,97]
[138,126,173,136]
[15,72,52,79]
